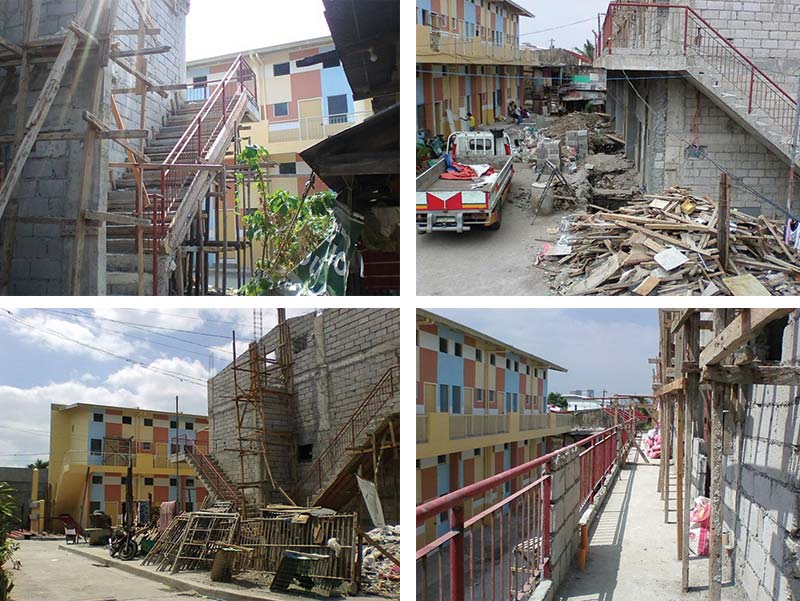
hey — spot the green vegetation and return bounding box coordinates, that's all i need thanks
[573,39,595,62]
[234,145,337,295]
[26,460,48,470]
[547,392,568,411]
[0,482,18,601]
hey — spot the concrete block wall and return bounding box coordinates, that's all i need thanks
[111,0,188,169]
[689,0,800,93]
[208,309,400,506]
[721,312,800,601]
[548,448,582,592]
[0,467,48,529]
[0,0,188,295]
[609,74,798,216]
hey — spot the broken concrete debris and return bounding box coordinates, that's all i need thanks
[360,525,400,597]
[537,187,800,296]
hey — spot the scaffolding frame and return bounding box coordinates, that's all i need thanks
[653,308,796,601]
[229,308,297,515]
[0,0,261,296]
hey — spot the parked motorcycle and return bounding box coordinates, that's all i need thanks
[109,526,138,561]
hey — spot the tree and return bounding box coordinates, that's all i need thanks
[26,460,48,470]
[573,39,595,62]
[234,145,337,295]
[0,482,17,600]
[547,392,568,410]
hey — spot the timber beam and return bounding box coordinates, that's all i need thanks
[699,309,794,367]
[702,363,800,385]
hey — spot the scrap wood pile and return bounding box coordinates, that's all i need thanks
[360,525,400,597]
[537,187,800,296]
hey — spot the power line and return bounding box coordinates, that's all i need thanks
[64,311,231,340]
[38,309,230,361]
[113,308,255,329]
[0,310,207,387]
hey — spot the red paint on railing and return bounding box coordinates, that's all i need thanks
[597,3,796,144]
[296,364,399,501]
[417,415,644,601]
[175,434,239,504]
[147,54,257,295]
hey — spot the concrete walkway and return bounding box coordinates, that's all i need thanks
[554,449,745,601]
[10,538,202,601]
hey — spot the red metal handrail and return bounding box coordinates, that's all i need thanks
[598,3,796,135]
[416,416,643,601]
[174,434,239,504]
[147,54,257,295]
[297,364,399,501]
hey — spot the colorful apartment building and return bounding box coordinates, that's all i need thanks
[416,0,534,135]
[186,36,372,242]
[416,309,574,547]
[49,403,208,529]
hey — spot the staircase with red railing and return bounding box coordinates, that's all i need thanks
[175,435,241,508]
[596,3,798,167]
[107,54,258,295]
[292,364,399,506]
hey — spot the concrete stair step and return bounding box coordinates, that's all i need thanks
[107,253,155,273]
[107,271,154,296]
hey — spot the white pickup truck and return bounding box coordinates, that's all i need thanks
[416,130,515,233]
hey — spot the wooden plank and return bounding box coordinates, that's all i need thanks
[702,363,800,385]
[633,274,660,296]
[110,55,168,98]
[82,111,149,163]
[722,273,770,296]
[609,219,712,256]
[699,308,793,367]
[718,173,730,271]
[84,210,151,227]
[110,45,170,59]
[670,309,698,334]
[0,36,23,56]
[654,377,685,397]
[0,0,94,221]
[111,28,161,36]
[71,0,115,295]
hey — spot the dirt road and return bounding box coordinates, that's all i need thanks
[416,163,562,296]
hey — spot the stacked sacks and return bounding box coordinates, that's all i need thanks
[643,427,662,459]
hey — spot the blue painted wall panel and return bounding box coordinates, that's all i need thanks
[321,66,354,118]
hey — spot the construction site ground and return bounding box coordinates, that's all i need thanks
[10,540,382,601]
[556,447,745,601]
[10,538,204,601]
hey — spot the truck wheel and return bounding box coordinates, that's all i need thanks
[487,205,502,230]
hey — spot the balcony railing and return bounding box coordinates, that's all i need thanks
[449,414,509,440]
[267,111,372,143]
[417,414,429,443]
[417,416,642,601]
[420,27,532,63]
[519,413,550,431]
[597,2,797,137]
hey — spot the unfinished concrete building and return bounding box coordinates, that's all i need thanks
[655,309,800,601]
[0,0,261,295]
[194,309,399,526]
[597,1,800,216]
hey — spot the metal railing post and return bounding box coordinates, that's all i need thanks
[449,505,465,601]
[683,9,689,55]
[608,5,613,55]
[748,67,755,114]
[543,462,552,578]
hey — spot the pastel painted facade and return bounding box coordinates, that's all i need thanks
[186,36,373,265]
[416,0,533,135]
[50,403,208,529]
[416,310,574,547]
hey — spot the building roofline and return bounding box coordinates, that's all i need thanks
[187,35,334,68]
[52,402,207,418]
[417,309,568,373]
[489,0,534,18]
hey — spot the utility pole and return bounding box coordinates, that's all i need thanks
[602,388,607,408]
[786,74,800,236]
[175,395,182,513]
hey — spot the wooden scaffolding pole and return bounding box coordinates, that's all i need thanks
[681,312,700,592]
[674,325,685,559]
[0,0,94,221]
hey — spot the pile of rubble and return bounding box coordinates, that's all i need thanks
[536,187,800,296]
[361,525,400,597]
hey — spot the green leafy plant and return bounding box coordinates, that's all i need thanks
[573,39,595,61]
[547,392,568,411]
[234,145,337,295]
[0,482,17,601]
[26,460,48,470]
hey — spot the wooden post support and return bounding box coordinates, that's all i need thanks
[718,173,730,272]
[0,0,94,221]
[663,397,671,524]
[673,326,685,559]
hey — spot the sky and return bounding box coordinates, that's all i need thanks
[426,308,658,397]
[186,0,332,61]
[0,308,313,467]
[513,0,610,52]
